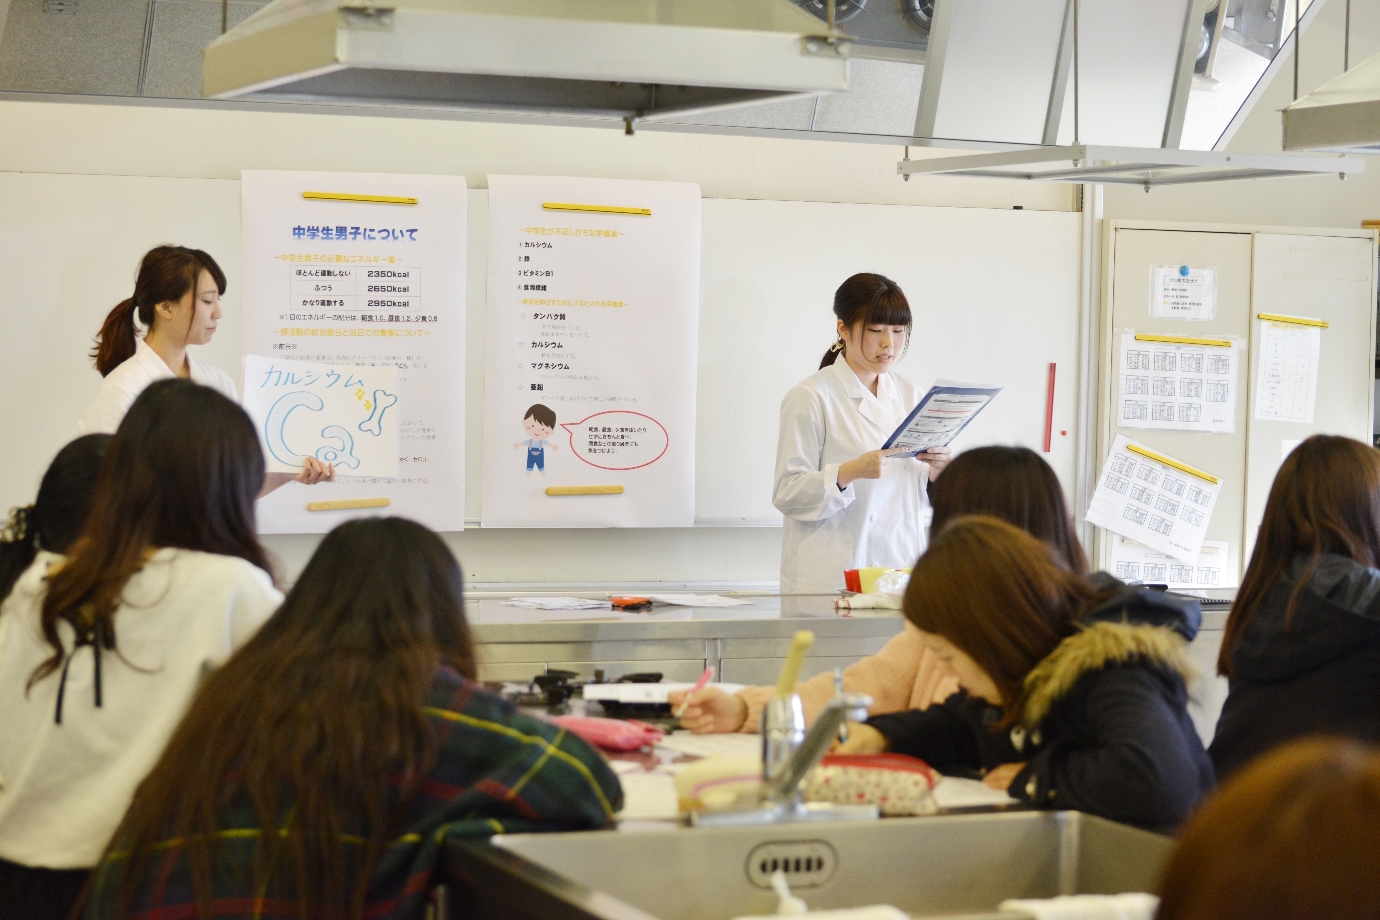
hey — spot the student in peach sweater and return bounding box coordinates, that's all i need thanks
[670,446,1089,733]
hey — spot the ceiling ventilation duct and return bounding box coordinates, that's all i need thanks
[1283,50,1380,155]
[201,0,851,122]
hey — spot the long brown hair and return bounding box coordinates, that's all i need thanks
[93,246,227,376]
[1219,435,1380,677]
[102,517,477,920]
[819,272,913,369]
[929,446,1088,575]
[29,379,268,691]
[1156,737,1380,920]
[905,516,1102,724]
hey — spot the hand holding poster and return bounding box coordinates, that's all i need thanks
[1086,435,1221,563]
[242,355,399,478]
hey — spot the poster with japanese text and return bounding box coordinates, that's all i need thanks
[1253,318,1322,423]
[1086,435,1221,563]
[242,355,399,478]
[240,170,466,534]
[481,175,700,527]
[1109,536,1237,590]
[1117,332,1238,434]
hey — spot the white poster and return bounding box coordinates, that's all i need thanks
[1087,435,1222,563]
[481,175,701,528]
[242,355,399,478]
[1118,333,1238,434]
[240,170,467,534]
[1150,265,1217,321]
[1109,536,1237,590]
[1254,318,1322,424]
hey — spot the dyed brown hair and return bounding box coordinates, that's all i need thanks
[1157,737,1380,920]
[93,246,227,376]
[1219,435,1380,676]
[818,273,913,369]
[29,379,268,692]
[905,516,1103,724]
[929,446,1088,575]
[102,517,477,920]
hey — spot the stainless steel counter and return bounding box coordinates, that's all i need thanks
[469,594,906,685]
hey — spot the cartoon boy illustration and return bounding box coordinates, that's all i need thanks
[515,404,558,476]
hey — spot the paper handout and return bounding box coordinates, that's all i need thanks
[1117,333,1238,434]
[1150,265,1217,321]
[1254,317,1322,423]
[1086,436,1221,563]
[882,379,1003,457]
[242,355,399,478]
[1109,536,1237,590]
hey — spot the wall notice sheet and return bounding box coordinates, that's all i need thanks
[481,175,701,528]
[240,170,467,534]
[1086,435,1222,563]
[1254,318,1322,423]
[1109,536,1236,590]
[1150,265,1217,321]
[1118,333,1238,434]
[242,355,400,478]
[882,380,1002,456]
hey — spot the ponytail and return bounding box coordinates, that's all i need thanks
[90,246,229,377]
[93,298,140,377]
[818,338,845,370]
[0,505,38,606]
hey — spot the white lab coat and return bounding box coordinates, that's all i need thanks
[77,340,238,435]
[773,359,930,595]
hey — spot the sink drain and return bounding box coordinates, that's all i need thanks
[745,840,838,889]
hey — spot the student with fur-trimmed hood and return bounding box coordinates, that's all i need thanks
[839,516,1213,831]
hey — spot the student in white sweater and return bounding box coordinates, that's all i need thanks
[0,378,282,920]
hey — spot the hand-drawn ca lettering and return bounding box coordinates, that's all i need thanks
[264,391,363,469]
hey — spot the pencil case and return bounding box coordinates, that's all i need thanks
[803,753,939,816]
[550,715,665,752]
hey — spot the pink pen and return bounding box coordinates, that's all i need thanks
[674,666,716,719]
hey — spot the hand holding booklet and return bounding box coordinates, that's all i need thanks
[882,379,1003,457]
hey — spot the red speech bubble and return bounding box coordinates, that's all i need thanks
[560,411,670,471]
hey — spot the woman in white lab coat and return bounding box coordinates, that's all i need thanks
[774,273,950,595]
[79,246,331,492]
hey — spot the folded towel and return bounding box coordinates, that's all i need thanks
[998,893,1159,920]
[732,906,910,920]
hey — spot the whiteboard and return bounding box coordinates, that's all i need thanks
[0,173,1082,526]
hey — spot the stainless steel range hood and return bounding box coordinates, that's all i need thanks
[1283,50,1380,155]
[201,0,851,120]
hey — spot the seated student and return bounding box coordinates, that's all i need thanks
[672,446,1088,733]
[0,433,111,606]
[1157,737,1380,920]
[841,516,1213,831]
[84,516,622,920]
[0,380,281,920]
[1210,435,1380,780]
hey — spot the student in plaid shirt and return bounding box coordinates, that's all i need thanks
[83,517,621,920]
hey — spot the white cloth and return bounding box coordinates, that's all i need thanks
[0,548,281,868]
[77,339,238,435]
[773,360,931,595]
[998,894,1160,920]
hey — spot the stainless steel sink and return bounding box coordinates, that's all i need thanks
[442,812,1173,920]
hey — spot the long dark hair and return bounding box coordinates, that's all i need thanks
[1219,435,1380,677]
[929,446,1088,575]
[93,246,227,377]
[29,379,268,690]
[905,516,1105,725]
[818,273,913,369]
[0,434,111,603]
[104,517,477,920]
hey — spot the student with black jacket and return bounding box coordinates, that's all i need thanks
[1210,435,1380,781]
[839,516,1213,831]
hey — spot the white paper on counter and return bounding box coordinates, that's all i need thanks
[242,355,399,477]
[1150,265,1217,321]
[931,776,1018,810]
[1087,436,1222,563]
[584,683,746,705]
[1254,319,1321,423]
[240,170,467,533]
[481,174,701,528]
[1117,333,1238,434]
[501,596,611,610]
[656,731,761,759]
[1109,536,1237,590]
